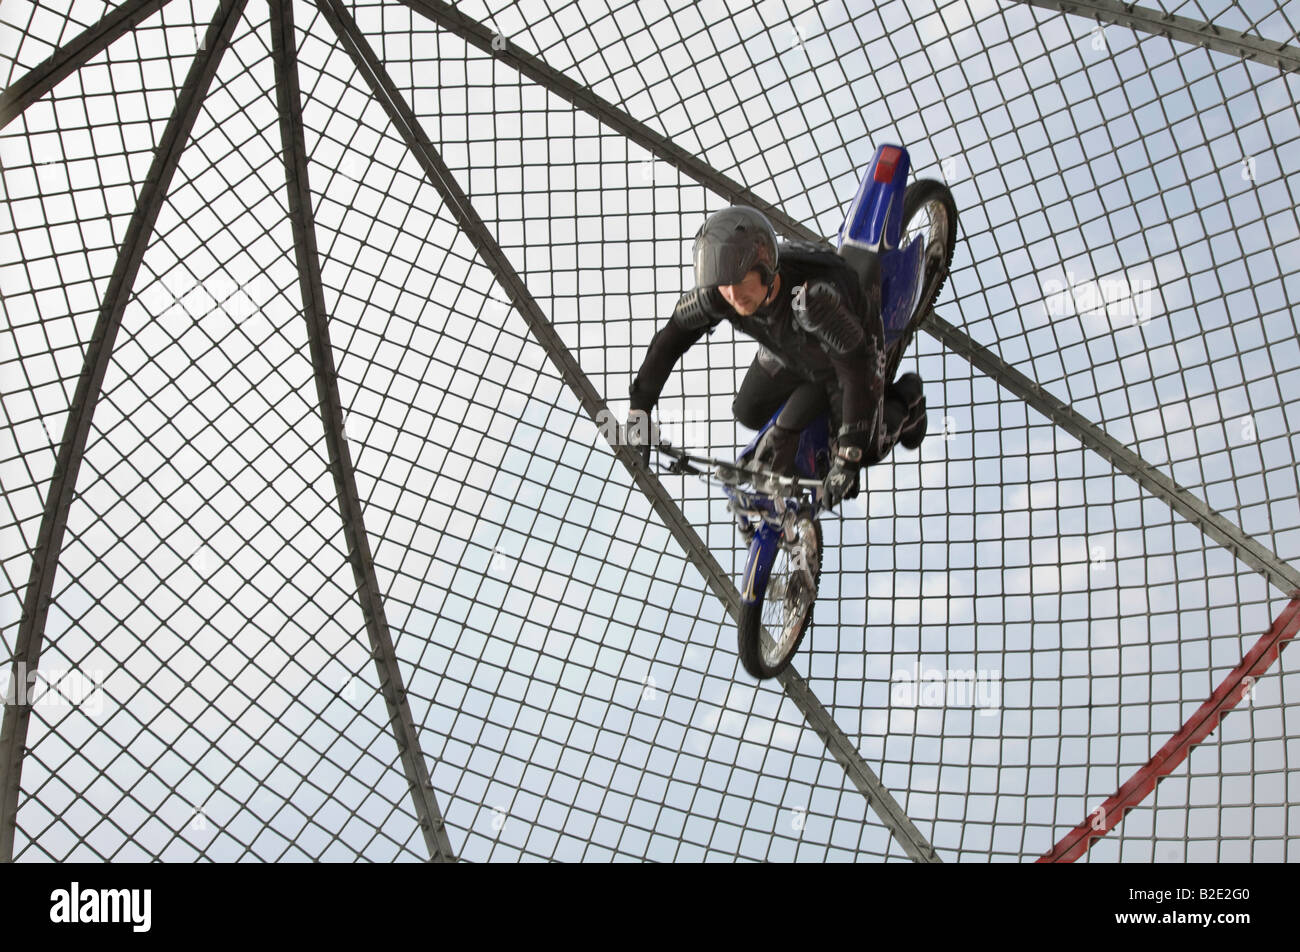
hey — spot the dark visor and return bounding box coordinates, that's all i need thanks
[695,242,754,288]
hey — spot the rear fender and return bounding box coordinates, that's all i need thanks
[880,233,927,346]
[837,144,911,254]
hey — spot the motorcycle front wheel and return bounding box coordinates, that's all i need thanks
[737,517,823,680]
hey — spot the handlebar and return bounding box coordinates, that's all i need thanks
[653,440,824,494]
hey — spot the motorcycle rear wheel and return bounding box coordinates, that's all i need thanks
[885,178,958,379]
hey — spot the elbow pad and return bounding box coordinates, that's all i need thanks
[671,286,728,332]
[794,279,864,356]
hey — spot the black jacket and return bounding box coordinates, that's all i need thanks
[629,240,886,440]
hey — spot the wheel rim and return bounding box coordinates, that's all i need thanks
[759,520,819,668]
[909,198,951,267]
[904,197,952,293]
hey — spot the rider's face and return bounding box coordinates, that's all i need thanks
[718,269,772,316]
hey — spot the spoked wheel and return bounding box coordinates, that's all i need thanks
[737,517,823,679]
[887,179,958,379]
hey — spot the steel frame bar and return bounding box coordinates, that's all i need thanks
[0,0,174,130]
[1011,0,1300,73]
[328,0,940,863]
[0,0,249,863]
[924,310,1300,594]
[269,0,454,863]
[394,0,794,225]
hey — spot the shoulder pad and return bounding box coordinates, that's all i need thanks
[780,238,835,255]
[780,240,864,312]
[671,286,728,331]
[778,239,843,269]
[793,279,865,355]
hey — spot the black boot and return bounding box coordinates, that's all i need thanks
[753,423,800,494]
[890,372,927,450]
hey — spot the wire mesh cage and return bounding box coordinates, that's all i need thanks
[1,0,1298,861]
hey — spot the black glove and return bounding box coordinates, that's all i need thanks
[823,456,860,508]
[625,405,655,467]
[823,429,868,508]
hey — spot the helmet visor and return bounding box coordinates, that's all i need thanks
[694,241,755,289]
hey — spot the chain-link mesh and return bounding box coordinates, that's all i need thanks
[0,1,118,86]
[2,0,1298,861]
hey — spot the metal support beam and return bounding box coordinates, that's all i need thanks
[924,309,1300,594]
[1011,0,1300,73]
[324,0,939,863]
[269,0,454,863]
[394,0,796,227]
[0,0,174,130]
[778,671,939,861]
[0,0,248,863]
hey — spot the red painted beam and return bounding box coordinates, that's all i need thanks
[1039,591,1300,863]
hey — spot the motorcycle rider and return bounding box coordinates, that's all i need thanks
[626,205,926,506]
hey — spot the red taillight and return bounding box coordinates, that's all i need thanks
[874,146,902,182]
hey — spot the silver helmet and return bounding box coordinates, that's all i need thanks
[692,206,778,289]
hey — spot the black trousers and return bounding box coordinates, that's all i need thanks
[732,357,834,433]
[733,353,908,458]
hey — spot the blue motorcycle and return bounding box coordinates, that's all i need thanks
[659,144,958,679]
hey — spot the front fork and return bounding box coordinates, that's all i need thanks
[738,507,816,605]
[740,523,780,605]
